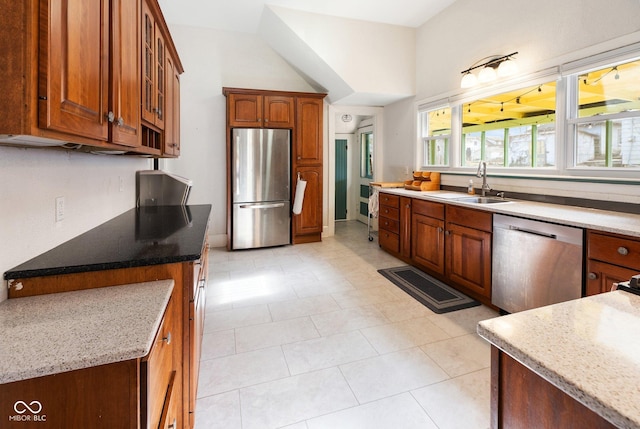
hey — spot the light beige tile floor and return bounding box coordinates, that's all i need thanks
[197,221,499,429]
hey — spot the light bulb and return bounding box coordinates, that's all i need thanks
[497,58,518,77]
[461,73,478,88]
[478,66,497,83]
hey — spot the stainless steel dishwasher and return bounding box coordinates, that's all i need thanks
[492,214,583,313]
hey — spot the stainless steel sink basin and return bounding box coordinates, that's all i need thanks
[455,196,510,204]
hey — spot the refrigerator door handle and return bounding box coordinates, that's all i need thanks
[239,203,286,209]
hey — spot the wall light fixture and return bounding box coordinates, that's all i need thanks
[460,52,518,89]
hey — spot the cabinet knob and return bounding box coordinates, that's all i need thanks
[588,272,598,280]
[163,331,172,345]
[444,230,450,236]
[437,227,444,233]
[168,418,177,428]
[617,246,629,256]
[116,117,124,127]
[106,111,115,123]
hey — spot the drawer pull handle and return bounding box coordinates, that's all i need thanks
[588,272,598,280]
[163,332,172,345]
[618,246,629,256]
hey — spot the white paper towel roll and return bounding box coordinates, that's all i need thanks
[292,177,307,215]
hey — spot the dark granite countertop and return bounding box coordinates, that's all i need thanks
[4,205,212,280]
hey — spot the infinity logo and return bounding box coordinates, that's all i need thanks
[14,401,42,414]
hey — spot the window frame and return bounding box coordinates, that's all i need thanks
[360,130,374,179]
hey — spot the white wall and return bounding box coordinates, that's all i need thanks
[0,146,149,302]
[267,6,416,105]
[382,97,417,182]
[416,0,640,99]
[159,25,318,247]
[383,0,640,201]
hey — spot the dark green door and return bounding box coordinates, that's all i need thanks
[335,139,348,220]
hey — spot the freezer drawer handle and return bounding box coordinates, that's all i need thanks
[509,225,557,239]
[239,203,285,209]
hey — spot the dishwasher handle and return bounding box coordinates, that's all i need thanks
[509,225,557,239]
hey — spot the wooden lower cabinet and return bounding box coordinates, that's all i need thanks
[378,194,411,259]
[7,256,208,429]
[293,166,323,243]
[586,230,640,296]
[445,205,493,301]
[189,240,208,427]
[1,361,139,429]
[491,347,615,428]
[379,193,400,254]
[446,222,492,298]
[586,259,638,296]
[142,291,180,429]
[399,197,412,257]
[401,196,493,304]
[411,200,445,274]
[1,291,179,429]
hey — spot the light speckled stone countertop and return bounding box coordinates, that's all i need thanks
[0,280,173,384]
[478,290,640,429]
[378,188,640,238]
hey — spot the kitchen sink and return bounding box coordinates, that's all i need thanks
[455,196,511,204]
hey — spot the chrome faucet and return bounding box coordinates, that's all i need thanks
[476,161,491,196]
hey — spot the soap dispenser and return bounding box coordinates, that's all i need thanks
[467,179,475,195]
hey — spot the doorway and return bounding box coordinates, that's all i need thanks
[327,106,384,238]
[335,138,348,220]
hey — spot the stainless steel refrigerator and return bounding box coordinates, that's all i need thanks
[231,128,291,250]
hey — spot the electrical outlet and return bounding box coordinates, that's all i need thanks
[55,196,65,222]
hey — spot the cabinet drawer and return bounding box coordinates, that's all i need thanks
[446,205,492,232]
[142,298,176,428]
[379,193,400,208]
[412,199,444,220]
[379,205,399,221]
[587,231,640,271]
[379,230,400,253]
[379,216,400,233]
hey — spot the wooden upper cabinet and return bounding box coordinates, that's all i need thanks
[39,0,110,141]
[264,96,294,128]
[111,0,141,147]
[164,55,181,157]
[295,97,323,165]
[227,93,294,128]
[0,0,181,155]
[142,0,165,130]
[228,93,263,127]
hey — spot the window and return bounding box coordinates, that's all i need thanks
[360,131,373,178]
[420,107,451,166]
[461,82,557,168]
[570,59,640,168]
[416,44,640,178]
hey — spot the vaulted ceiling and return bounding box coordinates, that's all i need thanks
[158,0,458,105]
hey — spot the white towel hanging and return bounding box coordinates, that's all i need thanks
[292,174,307,215]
